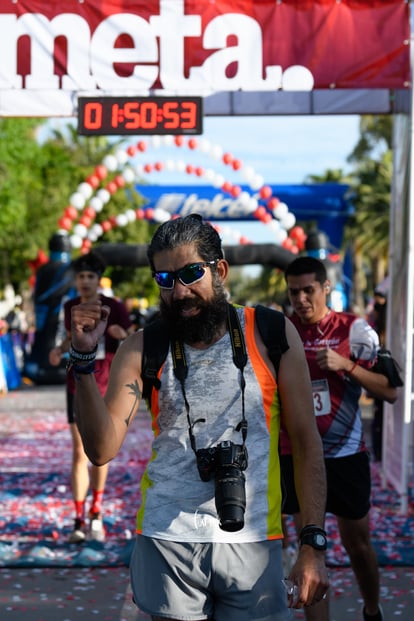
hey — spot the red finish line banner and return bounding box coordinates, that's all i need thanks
[0,0,410,117]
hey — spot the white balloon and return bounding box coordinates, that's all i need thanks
[103,154,118,171]
[70,234,83,249]
[204,168,216,182]
[116,214,128,227]
[241,165,255,183]
[122,167,135,184]
[176,160,186,173]
[88,231,98,242]
[162,135,174,146]
[210,144,223,159]
[89,197,104,213]
[199,138,211,153]
[151,136,161,149]
[274,228,288,244]
[268,219,281,232]
[91,223,103,237]
[152,208,171,223]
[165,159,176,171]
[250,174,264,191]
[281,212,296,230]
[213,174,225,188]
[115,149,128,166]
[134,163,145,176]
[77,182,93,200]
[273,201,289,219]
[73,224,88,238]
[126,209,136,222]
[247,197,258,211]
[69,192,85,210]
[97,189,111,204]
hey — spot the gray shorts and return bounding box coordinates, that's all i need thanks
[130,535,290,621]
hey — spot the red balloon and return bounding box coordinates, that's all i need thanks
[135,208,145,219]
[259,185,272,200]
[231,185,241,197]
[188,138,197,150]
[267,197,280,210]
[221,181,232,193]
[145,208,155,220]
[64,206,78,220]
[109,215,118,226]
[185,164,194,174]
[81,239,92,252]
[232,159,242,171]
[137,140,147,152]
[79,215,92,228]
[106,181,118,194]
[195,167,204,177]
[114,174,126,188]
[282,237,294,250]
[95,165,108,180]
[239,236,250,245]
[101,220,112,232]
[174,136,184,147]
[154,161,163,171]
[289,226,305,242]
[222,152,233,165]
[127,145,137,156]
[254,206,266,220]
[83,206,96,220]
[58,216,72,231]
[86,174,100,189]
[144,163,153,173]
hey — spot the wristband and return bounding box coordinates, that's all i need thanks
[69,344,98,362]
[67,359,96,376]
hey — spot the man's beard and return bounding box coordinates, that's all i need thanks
[160,280,229,344]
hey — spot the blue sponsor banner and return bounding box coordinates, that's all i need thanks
[135,183,353,248]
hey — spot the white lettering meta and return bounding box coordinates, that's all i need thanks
[0,0,314,92]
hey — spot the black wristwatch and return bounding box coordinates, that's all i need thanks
[299,524,328,551]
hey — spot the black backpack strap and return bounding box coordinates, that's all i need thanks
[254,305,289,379]
[142,318,170,401]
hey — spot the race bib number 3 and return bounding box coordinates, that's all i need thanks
[312,379,331,416]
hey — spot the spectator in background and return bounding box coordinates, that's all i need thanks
[49,250,132,543]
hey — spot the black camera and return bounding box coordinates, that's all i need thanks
[196,440,248,532]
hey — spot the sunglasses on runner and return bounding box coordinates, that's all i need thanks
[152,261,217,290]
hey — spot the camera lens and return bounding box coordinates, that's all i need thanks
[215,465,246,532]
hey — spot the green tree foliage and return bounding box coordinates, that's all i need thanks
[0,119,159,301]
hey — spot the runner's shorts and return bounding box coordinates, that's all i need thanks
[130,535,291,621]
[280,451,371,520]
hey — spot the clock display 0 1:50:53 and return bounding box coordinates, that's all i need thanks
[78,96,203,135]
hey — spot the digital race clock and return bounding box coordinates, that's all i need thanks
[77,96,203,136]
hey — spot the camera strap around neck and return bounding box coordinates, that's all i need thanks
[170,303,248,455]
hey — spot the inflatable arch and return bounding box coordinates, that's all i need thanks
[54,134,307,255]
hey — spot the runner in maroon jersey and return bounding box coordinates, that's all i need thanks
[281,256,399,621]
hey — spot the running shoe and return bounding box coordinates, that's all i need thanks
[88,512,106,542]
[68,518,86,544]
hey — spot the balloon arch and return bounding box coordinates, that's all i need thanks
[55,134,307,255]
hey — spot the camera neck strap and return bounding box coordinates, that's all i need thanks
[170,303,248,455]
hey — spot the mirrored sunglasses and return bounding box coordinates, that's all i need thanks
[153,260,217,290]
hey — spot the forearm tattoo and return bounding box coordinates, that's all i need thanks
[124,380,142,427]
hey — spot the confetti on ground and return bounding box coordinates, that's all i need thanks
[1,385,414,568]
